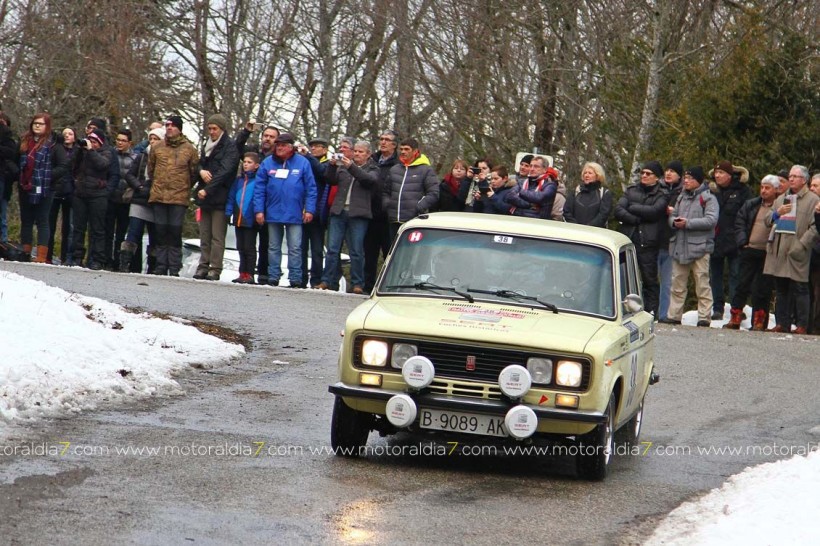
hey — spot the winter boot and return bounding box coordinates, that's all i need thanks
[119,241,138,272]
[34,245,49,263]
[146,245,157,275]
[722,308,742,330]
[23,244,33,260]
[751,309,768,332]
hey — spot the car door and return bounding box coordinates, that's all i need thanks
[618,246,653,421]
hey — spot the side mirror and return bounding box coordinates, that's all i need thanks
[623,294,644,314]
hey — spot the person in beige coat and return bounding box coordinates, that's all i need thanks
[763,164,820,334]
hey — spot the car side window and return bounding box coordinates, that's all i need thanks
[619,251,630,303]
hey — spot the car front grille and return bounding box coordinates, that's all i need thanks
[353,336,591,391]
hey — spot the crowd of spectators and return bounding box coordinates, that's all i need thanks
[1,111,819,333]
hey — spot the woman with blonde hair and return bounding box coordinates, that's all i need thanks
[563,161,612,227]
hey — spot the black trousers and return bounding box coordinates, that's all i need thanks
[235,226,257,275]
[301,220,325,286]
[72,195,108,266]
[774,277,810,330]
[363,217,391,291]
[255,223,269,279]
[153,204,186,275]
[105,201,131,269]
[731,247,773,312]
[636,246,660,317]
[48,195,73,263]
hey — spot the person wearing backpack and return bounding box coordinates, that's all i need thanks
[563,161,612,227]
[662,166,719,327]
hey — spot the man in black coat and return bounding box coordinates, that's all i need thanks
[193,113,239,281]
[614,161,670,317]
[709,161,752,320]
[364,130,399,291]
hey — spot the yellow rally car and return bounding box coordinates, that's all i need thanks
[328,212,658,480]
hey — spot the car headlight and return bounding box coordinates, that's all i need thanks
[391,343,418,368]
[361,340,388,367]
[555,360,583,387]
[527,357,553,384]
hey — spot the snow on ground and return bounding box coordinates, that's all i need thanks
[681,303,776,330]
[647,449,820,544]
[0,270,244,431]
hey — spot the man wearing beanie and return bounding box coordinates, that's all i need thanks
[192,113,239,281]
[658,160,685,321]
[614,160,670,317]
[709,160,752,320]
[148,115,199,276]
[663,166,718,327]
[724,174,780,330]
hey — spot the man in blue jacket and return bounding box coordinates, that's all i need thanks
[253,133,317,288]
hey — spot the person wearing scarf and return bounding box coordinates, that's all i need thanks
[18,113,69,262]
[382,137,439,242]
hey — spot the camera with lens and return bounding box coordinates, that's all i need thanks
[332,153,345,161]
[478,179,491,194]
[77,138,89,147]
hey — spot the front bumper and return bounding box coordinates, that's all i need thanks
[328,382,607,424]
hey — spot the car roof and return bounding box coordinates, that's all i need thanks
[402,212,632,252]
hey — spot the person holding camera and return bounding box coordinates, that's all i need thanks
[318,140,380,293]
[70,128,116,269]
[478,165,516,215]
[662,166,719,327]
[463,159,493,213]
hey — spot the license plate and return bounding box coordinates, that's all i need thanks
[419,408,507,437]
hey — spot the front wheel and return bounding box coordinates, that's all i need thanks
[330,397,372,457]
[615,398,644,450]
[576,393,616,481]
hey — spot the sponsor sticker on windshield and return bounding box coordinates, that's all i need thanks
[407,231,424,243]
[493,235,514,244]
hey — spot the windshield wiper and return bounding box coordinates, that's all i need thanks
[384,281,474,303]
[467,288,558,313]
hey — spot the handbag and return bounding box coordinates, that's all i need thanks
[122,187,134,203]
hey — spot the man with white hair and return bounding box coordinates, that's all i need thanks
[724,174,780,330]
[763,165,820,334]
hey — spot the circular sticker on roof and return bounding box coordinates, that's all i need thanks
[504,405,538,439]
[385,394,417,428]
[407,231,424,243]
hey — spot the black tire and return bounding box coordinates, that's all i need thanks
[576,392,616,481]
[330,397,372,457]
[615,398,644,450]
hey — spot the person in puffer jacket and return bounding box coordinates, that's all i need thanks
[71,129,115,269]
[563,161,612,227]
[382,137,439,242]
[226,152,260,284]
[662,166,719,326]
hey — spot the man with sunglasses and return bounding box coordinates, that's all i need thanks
[614,161,671,318]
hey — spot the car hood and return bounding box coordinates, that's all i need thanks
[359,297,605,354]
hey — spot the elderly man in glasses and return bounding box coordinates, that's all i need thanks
[763,165,820,334]
[614,161,671,318]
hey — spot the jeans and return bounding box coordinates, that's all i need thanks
[268,223,302,283]
[323,211,368,289]
[657,248,673,320]
[710,253,740,314]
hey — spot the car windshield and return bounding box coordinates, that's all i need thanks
[379,228,616,318]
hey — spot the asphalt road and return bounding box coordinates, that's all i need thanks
[1,261,818,545]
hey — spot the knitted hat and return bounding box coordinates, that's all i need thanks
[87,117,107,131]
[665,160,683,179]
[642,161,664,179]
[684,166,704,184]
[714,160,733,175]
[207,113,228,132]
[87,129,106,146]
[165,115,183,131]
[148,127,166,140]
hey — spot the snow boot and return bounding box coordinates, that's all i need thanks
[722,307,742,330]
[751,309,768,332]
[119,241,137,272]
[34,245,48,263]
